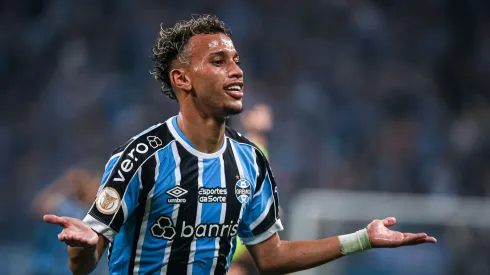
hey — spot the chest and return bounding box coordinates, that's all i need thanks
[149,153,257,226]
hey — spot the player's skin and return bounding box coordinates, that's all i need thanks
[44,33,436,275]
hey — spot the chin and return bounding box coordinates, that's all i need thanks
[223,103,243,116]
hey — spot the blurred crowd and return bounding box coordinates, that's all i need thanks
[1,0,490,274]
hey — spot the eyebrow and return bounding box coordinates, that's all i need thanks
[208,50,239,58]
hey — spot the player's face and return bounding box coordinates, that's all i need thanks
[187,33,244,117]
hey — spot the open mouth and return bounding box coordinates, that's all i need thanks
[224,84,243,99]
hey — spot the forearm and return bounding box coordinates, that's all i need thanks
[256,237,343,274]
[67,233,107,275]
[68,246,99,275]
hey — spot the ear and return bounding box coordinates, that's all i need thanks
[169,68,192,93]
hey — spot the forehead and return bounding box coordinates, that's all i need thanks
[187,33,236,57]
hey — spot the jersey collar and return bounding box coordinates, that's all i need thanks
[166,116,227,159]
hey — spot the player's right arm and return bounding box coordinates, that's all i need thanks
[44,132,163,274]
[43,215,109,275]
[42,145,129,274]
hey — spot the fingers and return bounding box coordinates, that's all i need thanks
[403,233,437,245]
[65,240,88,247]
[405,238,428,246]
[382,217,397,227]
[409,233,428,239]
[45,215,83,228]
[406,237,436,246]
[425,236,437,243]
[43,214,66,227]
[58,231,97,248]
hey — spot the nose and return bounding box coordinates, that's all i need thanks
[228,62,243,79]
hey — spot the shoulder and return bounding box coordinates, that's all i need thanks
[225,126,258,151]
[225,126,252,145]
[112,122,174,155]
[225,126,268,164]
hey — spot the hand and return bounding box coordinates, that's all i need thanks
[44,214,99,248]
[367,217,437,248]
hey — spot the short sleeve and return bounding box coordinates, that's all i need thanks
[83,135,160,242]
[237,148,283,245]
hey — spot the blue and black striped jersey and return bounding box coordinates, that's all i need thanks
[83,116,283,275]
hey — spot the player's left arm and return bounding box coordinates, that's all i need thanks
[247,217,436,274]
[238,151,341,274]
[247,232,341,274]
[241,149,436,274]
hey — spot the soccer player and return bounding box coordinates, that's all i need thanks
[43,15,436,275]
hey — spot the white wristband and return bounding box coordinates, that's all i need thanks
[338,228,371,255]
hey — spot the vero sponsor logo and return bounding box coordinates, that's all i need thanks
[113,136,163,183]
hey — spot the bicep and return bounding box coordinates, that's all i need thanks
[238,148,283,244]
[238,171,282,245]
[246,233,282,271]
[240,148,285,273]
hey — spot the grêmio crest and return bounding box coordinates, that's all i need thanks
[235,178,251,204]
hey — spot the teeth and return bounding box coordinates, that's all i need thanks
[226,85,241,91]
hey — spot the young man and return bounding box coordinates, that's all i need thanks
[44,15,436,275]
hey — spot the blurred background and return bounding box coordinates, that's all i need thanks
[1,0,490,274]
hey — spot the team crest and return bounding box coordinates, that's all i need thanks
[235,178,251,204]
[96,187,121,215]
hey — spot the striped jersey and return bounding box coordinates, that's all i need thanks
[83,116,283,275]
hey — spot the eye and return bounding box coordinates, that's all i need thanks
[212,59,224,66]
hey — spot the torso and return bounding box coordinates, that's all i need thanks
[105,117,263,275]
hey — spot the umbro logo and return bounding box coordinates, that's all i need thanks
[166,186,188,204]
[166,186,188,198]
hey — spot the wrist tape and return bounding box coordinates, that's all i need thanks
[338,228,371,255]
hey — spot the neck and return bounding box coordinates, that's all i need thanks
[177,109,226,154]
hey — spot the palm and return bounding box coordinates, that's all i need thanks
[44,214,98,248]
[367,217,437,248]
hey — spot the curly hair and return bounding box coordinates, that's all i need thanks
[152,15,232,100]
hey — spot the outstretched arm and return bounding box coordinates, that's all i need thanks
[247,217,436,275]
[248,233,342,274]
[44,215,109,275]
[42,135,160,273]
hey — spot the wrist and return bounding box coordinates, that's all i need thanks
[68,246,98,275]
[338,228,371,255]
